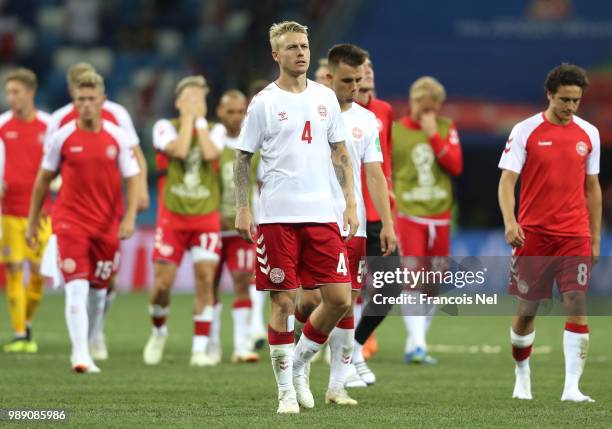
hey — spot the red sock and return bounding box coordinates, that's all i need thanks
[336,315,354,329]
[152,316,166,328]
[565,322,589,334]
[268,325,294,345]
[233,299,252,309]
[512,344,532,362]
[194,321,211,336]
[302,319,328,344]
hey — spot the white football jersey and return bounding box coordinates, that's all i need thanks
[332,103,383,238]
[236,80,347,224]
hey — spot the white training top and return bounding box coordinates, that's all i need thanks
[332,103,383,237]
[236,80,347,224]
[152,119,224,152]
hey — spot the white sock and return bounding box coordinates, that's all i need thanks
[104,289,116,316]
[354,301,363,326]
[232,302,251,354]
[294,332,325,375]
[563,328,589,392]
[93,289,115,341]
[401,295,427,352]
[352,340,365,364]
[210,302,222,344]
[328,326,354,391]
[65,279,91,363]
[192,306,213,352]
[249,284,265,334]
[403,316,426,353]
[149,304,169,336]
[424,302,436,334]
[270,343,295,393]
[511,328,535,372]
[87,288,106,341]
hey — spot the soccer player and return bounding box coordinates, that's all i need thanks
[234,21,358,414]
[144,75,223,367]
[42,62,149,360]
[349,56,397,380]
[498,63,600,402]
[394,77,463,364]
[26,71,139,373]
[0,68,51,353]
[213,89,260,363]
[294,44,397,402]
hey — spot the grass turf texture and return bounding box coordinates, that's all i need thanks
[1,292,611,428]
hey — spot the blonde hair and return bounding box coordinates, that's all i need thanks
[175,75,208,97]
[67,62,95,89]
[269,21,308,50]
[5,68,37,90]
[318,58,329,67]
[74,70,105,93]
[410,76,446,103]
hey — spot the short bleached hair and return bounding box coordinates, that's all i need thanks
[410,76,446,103]
[5,68,37,90]
[175,75,208,97]
[74,70,105,94]
[67,62,95,89]
[269,21,308,50]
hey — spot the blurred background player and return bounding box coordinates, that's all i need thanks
[26,71,139,373]
[314,58,330,86]
[41,62,149,361]
[212,89,261,363]
[394,76,463,364]
[294,44,397,402]
[498,63,601,402]
[0,68,50,353]
[350,55,396,372]
[234,21,358,413]
[144,75,223,367]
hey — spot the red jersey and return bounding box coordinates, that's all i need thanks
[498,113,600,237]
[0,110,50,216]
[358,97,394,222]
[46,100,139,149]
[42,120,140,237]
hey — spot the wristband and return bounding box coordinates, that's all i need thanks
[195,117,208,130]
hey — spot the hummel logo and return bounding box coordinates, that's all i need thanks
[538,141,552,146]
[278,112,288,121]
[503,137,513,153]
[279,361,289,370]
[70,146,84,152]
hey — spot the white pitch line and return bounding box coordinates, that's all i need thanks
[427,344,552,354]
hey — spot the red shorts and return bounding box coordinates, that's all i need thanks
[346,237,366,291]
[56,234,119,289]
[256,223,350,291]
[153,225,221,265]
[508,230,591,301]
[397,214,450,257]
[221,234,256,273]
[397,215,450,282]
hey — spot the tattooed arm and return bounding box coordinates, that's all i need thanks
[330,141,359,240]
[234,149,256,243]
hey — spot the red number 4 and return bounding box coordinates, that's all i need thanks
[301,121,312,144]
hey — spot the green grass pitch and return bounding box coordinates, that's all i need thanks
[1,292,611,428]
